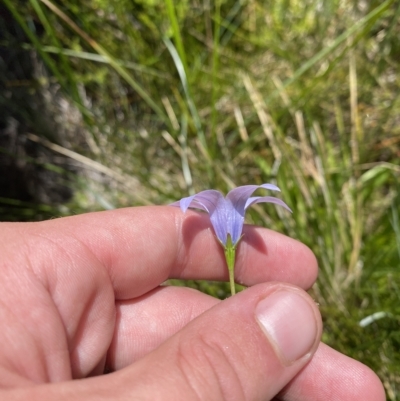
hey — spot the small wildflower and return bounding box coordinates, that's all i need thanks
[171,184,292,296]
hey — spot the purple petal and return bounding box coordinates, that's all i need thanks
[171,190,231,245]
[171,190,223,213]
[245,196,292,213]
[209,197,235,245]
[226,184,281,208]
[259,183,281,192]
[224,184,281,244]
[170,183,288,247]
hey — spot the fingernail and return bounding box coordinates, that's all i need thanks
[255,289,318,364]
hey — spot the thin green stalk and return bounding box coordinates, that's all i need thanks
[3,1,70,100]
[210,0,221,156]
[266,0,395,103]
[29,0,81,103]
[32,45,167,78]
[163,37,208,154]
[28,0,101,145]
[223,234,244,297]
[39,0,169,127]
[391,198,400,261]
[164,0,188,74]
[178,115,194,195]
[224,235,237,296]
[229,270,236,296]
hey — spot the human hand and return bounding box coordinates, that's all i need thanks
[0,207,385,400]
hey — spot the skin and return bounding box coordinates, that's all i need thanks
[0,206,385,400]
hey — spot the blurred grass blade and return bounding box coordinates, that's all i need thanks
[39,0,169,126]
[359,312,391,328]
[26,134,151,205]
[33,46,168,78]
[178,115,194,195]
[163,37,208,154]
[29,0,81,102]
[269,0,395,99]
[164,0,188,74]
[210,0,221,154]
[2,0,91,115]
[391,198,400,261]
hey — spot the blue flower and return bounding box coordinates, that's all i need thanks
[171,184,291,246]
[171,184,292,295]
[171,184,291,295]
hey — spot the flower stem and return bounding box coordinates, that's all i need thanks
[228,269,236,296]
[224,234,237,296]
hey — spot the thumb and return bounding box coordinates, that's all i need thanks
[6,283,322,401]
[124,282,322,401]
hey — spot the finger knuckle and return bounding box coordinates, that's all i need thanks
[176,329,247,401]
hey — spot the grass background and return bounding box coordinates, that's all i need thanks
[1,0,400,398]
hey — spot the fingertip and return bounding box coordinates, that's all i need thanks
[279,343,386,401]
[123,282,323,401]
[352,362,386,401]
[255,285,322,364]
[238,226,319,290]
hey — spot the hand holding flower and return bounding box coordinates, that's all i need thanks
[0,208,385,401]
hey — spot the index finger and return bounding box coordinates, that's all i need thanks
[4,206,318,299]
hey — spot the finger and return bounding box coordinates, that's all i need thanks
[1,222,116,381]
[117,282,322,400]
[8,283,322,401]
[106,286,385,401]
[4,206,317,300]
[107,286,220,370]
[277,343,386,401]
[0,206,316,382]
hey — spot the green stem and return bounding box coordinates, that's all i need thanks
[210,0,221,157]
[228,268,236,296]
[224,234,237,296]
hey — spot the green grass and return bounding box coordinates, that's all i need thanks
[2,0,400,398]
